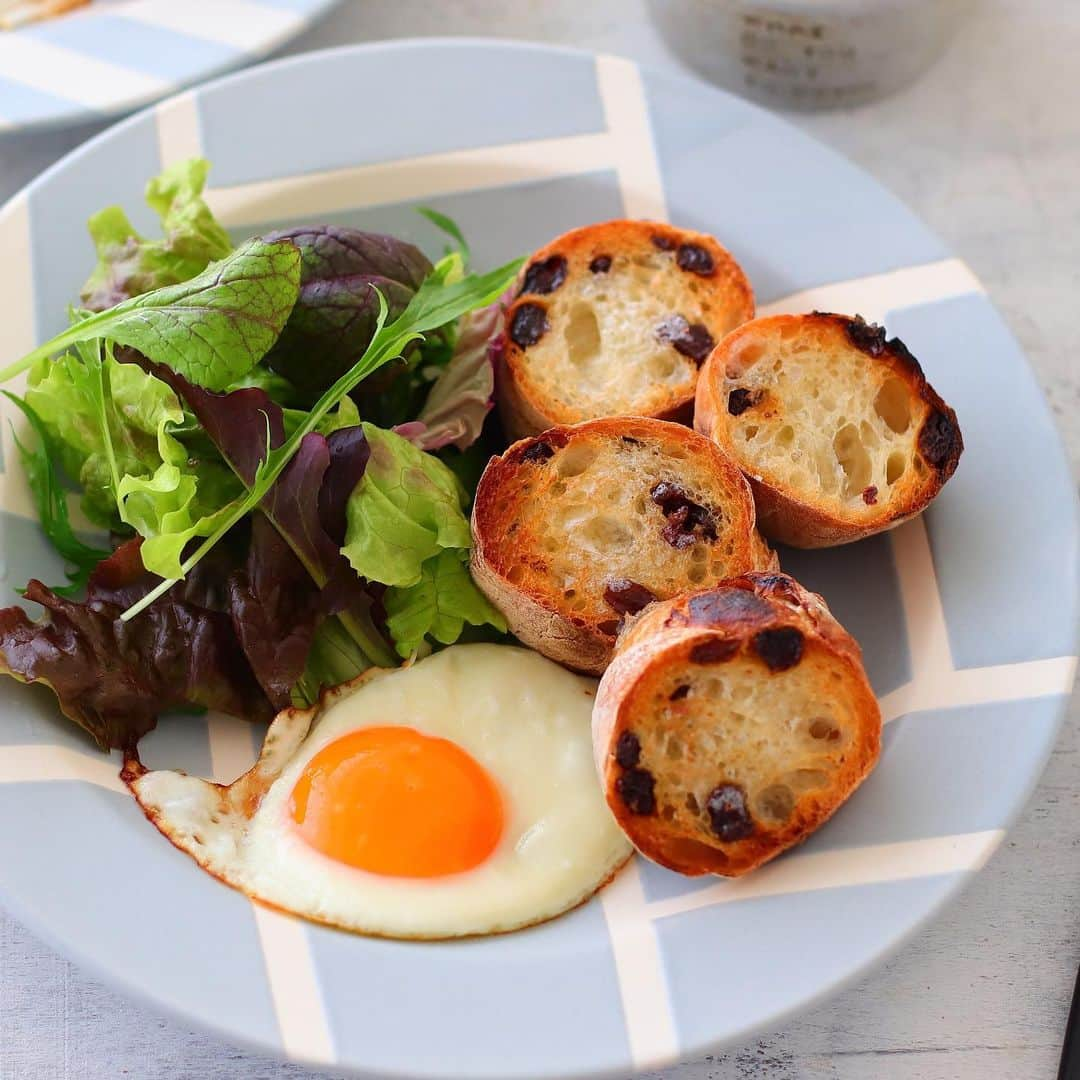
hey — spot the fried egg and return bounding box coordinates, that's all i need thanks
[125,645,632,939]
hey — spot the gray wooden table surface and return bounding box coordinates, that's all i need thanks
[1,2,1077,1077]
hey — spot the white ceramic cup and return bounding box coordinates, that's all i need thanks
[649,0,976,109]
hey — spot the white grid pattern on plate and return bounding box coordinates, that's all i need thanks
[601,513,1075,1069]
[252,905,335,1064]
[0,52,1074,1072]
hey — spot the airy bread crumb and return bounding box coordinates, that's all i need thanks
[696,312,962,546]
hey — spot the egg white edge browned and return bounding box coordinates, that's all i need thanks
[122,645,633,942]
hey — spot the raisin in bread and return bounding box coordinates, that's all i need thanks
[695,312,962,547]
[593,573,881,876]
[470,417,764,676]
[498,220,754,440]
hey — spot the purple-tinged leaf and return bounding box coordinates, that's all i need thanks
[80,158,233,313]
[0,539,273,751]
[262,225,432,400]
[397,284,510,452]
[318,426,371,546]
[227,515,323,708]
[266,225,431,291]
[145,363,284,486]
[264,431,344,581]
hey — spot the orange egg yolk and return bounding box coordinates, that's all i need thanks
[288,726,504,878]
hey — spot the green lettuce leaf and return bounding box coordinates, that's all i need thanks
[25,347,240,577]
[384,549,505,658]
[1,393,109,597]
[341,423,471,588]
[291,617,376,708]
[0,237,302,392]
[80,158,233,312]
[119,454,240,581]
[26,344,152,527]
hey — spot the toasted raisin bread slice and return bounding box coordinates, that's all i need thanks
[695,313,963,547]
[498,220,754,440]
[470,417,761,675]
[593,573,881,876]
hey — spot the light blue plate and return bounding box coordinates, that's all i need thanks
[0,39,1076,1080]
[0,0,339,133]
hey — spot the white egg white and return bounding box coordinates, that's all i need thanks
[127,644,632,939]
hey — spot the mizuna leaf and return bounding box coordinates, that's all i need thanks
[417,208,471,263]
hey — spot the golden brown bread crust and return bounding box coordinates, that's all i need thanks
[593,573,881,876]
[695,312,963,547]
[749,528,780,573]
[470,417,760,676]
[498,220,754,441]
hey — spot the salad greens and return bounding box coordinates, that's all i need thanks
[120,253,519,620]
[25,342,241,571]
[0,158,522,750]
[0,539,275,750]
[385,549,506,660]
[2,393,109,597]
[341,423,473,588]
[262,224,432,403]
[80,158,233,312]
